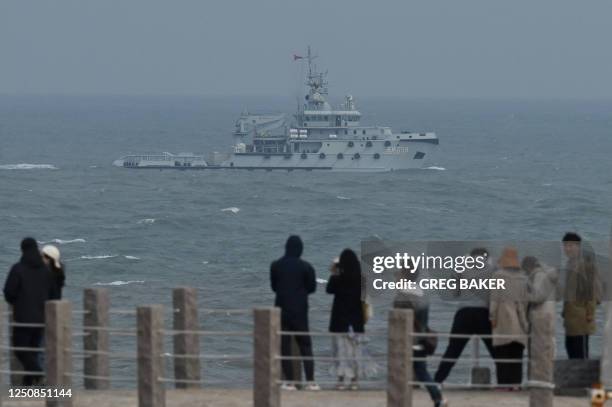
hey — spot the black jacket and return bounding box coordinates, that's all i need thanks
[270,236,316,319]
[326,273,364,333]
[4,261,59,323]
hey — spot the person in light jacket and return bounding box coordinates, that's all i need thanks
[490,247,529,387]
[522,256,558,375]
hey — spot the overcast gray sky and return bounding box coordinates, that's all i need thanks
[1,0,611,99]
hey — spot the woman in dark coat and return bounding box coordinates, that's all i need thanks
[326,249,368,389]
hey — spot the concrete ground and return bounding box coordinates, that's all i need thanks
[0,389,589,407]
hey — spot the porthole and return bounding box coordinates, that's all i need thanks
[354,153,361,160]
[319,153,326,159]
[374,153,380,159]
[384,140,391,147]
[348,141,354,147]
[337,153,344,159]
[366,141,373,147]
[301,153,307,159]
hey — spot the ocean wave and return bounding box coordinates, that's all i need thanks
[0,163,58,170]
[425,166,446,171]
[79,255,118,260]
[39,238,86,245]
[138,218,156,224]
[93,280,145,286]
[221,207,240,214]
[124,255,140,260]
[336,195,351,200]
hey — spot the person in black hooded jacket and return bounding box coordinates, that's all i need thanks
[4,237,59,386]
[270,235,319,390]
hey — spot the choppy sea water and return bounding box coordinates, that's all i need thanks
[1,95,611,387]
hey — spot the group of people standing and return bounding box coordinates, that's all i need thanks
[271,235,448,406]
[3,238,65,386]
[270,232,601,407]
[435,232,600,391]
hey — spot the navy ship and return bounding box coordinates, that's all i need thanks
[114,48,439,172]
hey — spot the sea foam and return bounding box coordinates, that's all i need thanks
[0,163,58,170]
[39,238,86,245]
[138,218,156,224]
[221,207,240,214]
[93,280,145,286]
[79,255,118,260]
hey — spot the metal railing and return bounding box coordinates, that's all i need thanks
[0,287,565,407]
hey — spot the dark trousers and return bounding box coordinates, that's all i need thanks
[280,315,314,382]
[13,327,44,386]
[414,360,442,404]
[494,342,524,385]
[434,307,494,383]
[565,335,589,359]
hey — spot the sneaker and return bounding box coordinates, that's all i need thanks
[435,399,449,407]
[335,382,347,390]
[304,383,321,391]
[349,382,359,390]
[281,383,297,391]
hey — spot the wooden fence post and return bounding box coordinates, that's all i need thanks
[253,307,280,407]
[45,300,73,407]
[172,287,201,389]
[83,288,110,389]
[387,309,413,407]
[528,310,555,407]
[138,305,165,407]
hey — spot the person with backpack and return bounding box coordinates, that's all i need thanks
[394,268,448,407]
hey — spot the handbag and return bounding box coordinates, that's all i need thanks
[362,300,373,324]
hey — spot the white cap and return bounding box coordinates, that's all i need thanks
[41,245,61,269]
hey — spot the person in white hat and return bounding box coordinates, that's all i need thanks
[41,245,65,299]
